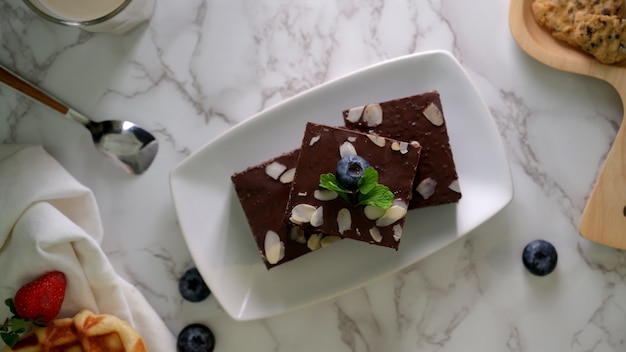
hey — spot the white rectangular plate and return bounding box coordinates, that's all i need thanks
[170,51,513,321]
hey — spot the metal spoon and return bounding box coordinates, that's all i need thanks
[0,64,158,175]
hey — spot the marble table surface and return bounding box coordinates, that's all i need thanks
[2,0,626,350]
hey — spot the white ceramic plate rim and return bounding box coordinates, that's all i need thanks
[170,50,513,321]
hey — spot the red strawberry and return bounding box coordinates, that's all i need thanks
[1,271,67,347]
[14,271,66,323]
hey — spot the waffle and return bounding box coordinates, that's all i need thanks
[2,309,146,352]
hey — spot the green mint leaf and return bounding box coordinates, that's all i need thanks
[319,173,349,194]
[337,193,350,203]
[319,173,351,202]
[358,184,394,208]
[320,166,393,208]
[357,167,378,195]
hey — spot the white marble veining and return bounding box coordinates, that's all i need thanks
[2,0,626,350]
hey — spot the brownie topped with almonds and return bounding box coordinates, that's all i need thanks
[231,149,312,269]
[342,91,461,209]
[284,122,422,249]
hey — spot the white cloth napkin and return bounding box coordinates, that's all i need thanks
[0,145,176,351]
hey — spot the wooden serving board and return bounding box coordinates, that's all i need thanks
[509,0,626,249]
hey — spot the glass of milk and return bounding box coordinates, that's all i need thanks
[22,0,155,35]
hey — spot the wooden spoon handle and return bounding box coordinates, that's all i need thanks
[0,64,69,114]
[579,112,626,249]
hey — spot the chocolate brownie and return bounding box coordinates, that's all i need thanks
[342,91,461,209]
[285,122,422,249]
[231,150,313,269]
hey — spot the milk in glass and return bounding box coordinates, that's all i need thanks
[25,0,155,34]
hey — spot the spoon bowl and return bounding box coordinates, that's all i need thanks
[88,119,158,175]
[0,64,158,175]
[509,0,626,249]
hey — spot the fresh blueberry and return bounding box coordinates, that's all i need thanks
[177,323,215,352]
[179,268,211,302]
[522,239,558,276]
[336,155,370,190]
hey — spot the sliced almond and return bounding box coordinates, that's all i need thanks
[307,233,322,251]
[448,179,461,193]
[393,199,408,209]
[265,162,286,180]
[346,105,365,123]
[314,189,338,201]
[399,141,409,154]
[309,135,321,146]
[392,224,402,242]
[290,226,306,244]
[391,141,401,151]
[375,205,407,227]
[416,177,437,200]
[290,204,317,224]
[264,230,285,264]
[321,235,341,247]
[369,227,382,243]
[363,104,383,127]
[337,208,352,234]
[364,205,385,220]
[310,206,324,227]
[339,141,357,157]
[423,102,444,126]
[367,133,386,147]
[279,168,296,183]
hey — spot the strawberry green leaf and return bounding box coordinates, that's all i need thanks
[1,331,19,347]
[10,317,28,332]
[2,299,47,347]
[32,318,46,327]
[5,299,17,316]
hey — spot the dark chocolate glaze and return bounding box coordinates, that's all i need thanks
[231,150,311,269]
[286,123,421,249]
[342,91,461,209]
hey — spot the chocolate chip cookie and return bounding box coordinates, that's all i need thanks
[573,11,626,64]
[531,0,624,45]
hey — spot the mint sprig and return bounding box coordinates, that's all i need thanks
[318,173,351,203]
[319,167,394,209]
